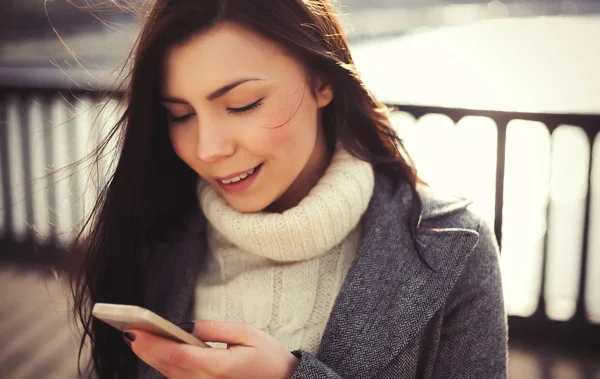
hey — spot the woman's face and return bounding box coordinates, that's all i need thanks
[162,22,333,213]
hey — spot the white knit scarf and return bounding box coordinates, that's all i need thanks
[198,147,375,262]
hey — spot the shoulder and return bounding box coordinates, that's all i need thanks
[370,176,499,278]
[414,184,500,280]
[370,176,482,232]
[417,183,480,231]
[370,177,497,269]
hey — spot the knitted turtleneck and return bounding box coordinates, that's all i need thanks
[195,147,375,353]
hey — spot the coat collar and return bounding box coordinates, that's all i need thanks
[315,176,480,378]
[418,183,474,221]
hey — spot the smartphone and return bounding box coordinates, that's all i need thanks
[92,303,209,348]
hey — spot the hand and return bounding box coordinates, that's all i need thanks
[125,320,300,379]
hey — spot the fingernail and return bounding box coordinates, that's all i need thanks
[178,321,195,333]
[123,332,137,343]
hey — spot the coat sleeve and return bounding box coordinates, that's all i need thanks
[431,218,508,378]
[289,351,344,379]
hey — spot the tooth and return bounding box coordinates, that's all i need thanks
[231,176,241,183]
[239,173,248,180]
[247,168,255,175]
[222,179,231,184]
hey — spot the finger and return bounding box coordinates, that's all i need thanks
[130,329,240,377]
[181,345,239,377]
[191,320,263,346]
[127,329,201,377]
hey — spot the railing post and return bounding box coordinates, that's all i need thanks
[494,116,509,249]
[42,95,57,243]
[535,122,559,319]
[18,93,34,241]
[575,126,597,323]
[0,93,13,237]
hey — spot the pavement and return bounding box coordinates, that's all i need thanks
[1,263,599,379]
[0,265,87,379]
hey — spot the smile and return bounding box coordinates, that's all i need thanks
[215,163,263,193]
[219,166,257,184]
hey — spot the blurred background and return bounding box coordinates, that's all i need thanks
[1,0,600,378]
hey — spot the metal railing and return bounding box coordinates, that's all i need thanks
[389,104,600,352]
[1,86,599,352]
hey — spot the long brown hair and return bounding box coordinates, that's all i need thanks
[71,0,421,377]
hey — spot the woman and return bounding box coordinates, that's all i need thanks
[71,0,507,378]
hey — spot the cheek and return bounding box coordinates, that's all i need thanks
[258,124,294,147]
[250,108,317,160]
[259,84,308,129]
[257,104,296,130]
[169,126,197,166]
[260,93,318,156]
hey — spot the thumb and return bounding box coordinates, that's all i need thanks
[186,320,262,346]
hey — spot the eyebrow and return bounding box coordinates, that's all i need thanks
[160,78,264,104]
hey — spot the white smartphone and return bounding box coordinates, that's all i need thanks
[92,303,209,348]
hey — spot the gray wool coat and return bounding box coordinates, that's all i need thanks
[139,175,508,378]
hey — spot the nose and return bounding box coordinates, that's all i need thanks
[196,116,235,163]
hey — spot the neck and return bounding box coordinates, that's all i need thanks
[266,129,332,213]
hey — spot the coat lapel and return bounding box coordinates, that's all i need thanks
[316,178,480,378]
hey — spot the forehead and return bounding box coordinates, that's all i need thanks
[162,22,302,95]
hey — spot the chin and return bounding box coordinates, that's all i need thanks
[221,193,274,214]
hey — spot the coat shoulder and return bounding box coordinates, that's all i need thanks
[409,184,501,277]
[417,184,482,232]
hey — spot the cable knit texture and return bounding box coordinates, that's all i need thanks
[195,148,375,354]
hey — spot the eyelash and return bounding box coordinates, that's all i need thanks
[227,98,263,115]
[167,98,263,124]
[168,114,193,124]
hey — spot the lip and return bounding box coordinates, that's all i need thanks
[215,163,263,193]
[213,165,262,181]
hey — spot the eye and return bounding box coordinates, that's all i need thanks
[227,98,263,115]
[168,113,195,124]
